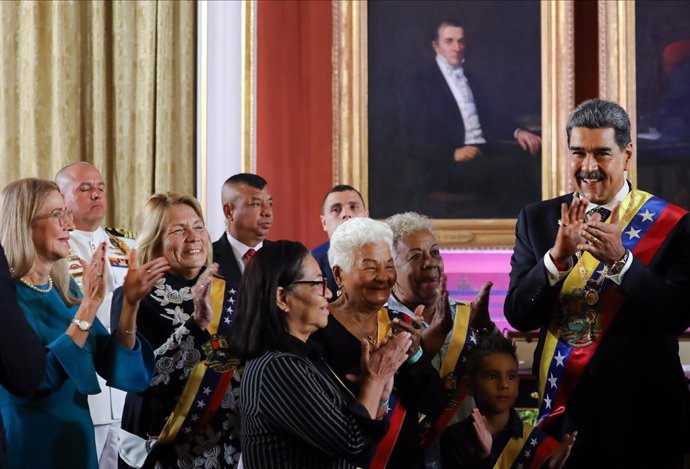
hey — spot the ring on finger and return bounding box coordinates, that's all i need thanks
[591,236,600,244]
[557,219,567,228]
[97,273,103,278]
[146,269,151,274]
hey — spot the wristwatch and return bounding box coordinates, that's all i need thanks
[607,250,630,276]
[71,318,92,332]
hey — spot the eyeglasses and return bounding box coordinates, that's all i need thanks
[33,209,74,227]
[291,278,330,299]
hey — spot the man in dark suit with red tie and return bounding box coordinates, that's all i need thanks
[505,99,690,468]
[212,173,273,285]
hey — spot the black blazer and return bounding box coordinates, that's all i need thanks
[504,193,690,467]
[0,244,46,467]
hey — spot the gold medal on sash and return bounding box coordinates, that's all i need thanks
[583,287,599,306]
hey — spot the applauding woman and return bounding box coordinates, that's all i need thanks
[233,241,411,469]
[0,178,153,469]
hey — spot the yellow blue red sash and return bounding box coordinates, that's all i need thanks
[537,191,687,431]
[157,277,240,443]
[494,421,560,469]
[370,307,407,469]
[421,301,476,446]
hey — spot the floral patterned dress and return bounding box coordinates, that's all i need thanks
[111,273,242,469]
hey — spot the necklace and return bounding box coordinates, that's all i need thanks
[576,190,636,305]
[19,276,54,294]
[351,315,378,345]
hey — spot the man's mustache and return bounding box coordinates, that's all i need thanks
[576,171,604,181]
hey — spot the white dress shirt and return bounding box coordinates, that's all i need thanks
[435,54,486,145]
[226,232,264,273]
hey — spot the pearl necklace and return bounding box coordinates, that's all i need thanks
[19,276,53,293]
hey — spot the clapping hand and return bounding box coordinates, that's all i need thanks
[579,201,626,265]
[123,249,170,306]
[548,431,577,468]
[469,281,493,331]
[471,408,493,459]
[191,263,219,330]
[550,197,589,264]
[80,242,107,308]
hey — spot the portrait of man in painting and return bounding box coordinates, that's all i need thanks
[367,0,542,220]
[636,0,690,211]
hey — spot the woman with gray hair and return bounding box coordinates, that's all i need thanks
[384,211,495,448]
[313,217,446,469]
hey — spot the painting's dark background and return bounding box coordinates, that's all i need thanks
[368,0,541,219]
[636,0,690,210]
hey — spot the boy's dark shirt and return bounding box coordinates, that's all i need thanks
[440,408,523,469]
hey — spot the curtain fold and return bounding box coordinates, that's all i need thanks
[0,0,196,230]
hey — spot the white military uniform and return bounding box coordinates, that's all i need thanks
[68,226,135,469]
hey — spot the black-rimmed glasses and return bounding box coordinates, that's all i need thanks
[291,278,330,298]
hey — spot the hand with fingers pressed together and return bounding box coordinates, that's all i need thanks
[578,201,627,266]
[123,249,171,306]
[191,263,219,330]
[80,241,107,311]
[549,197,589,267]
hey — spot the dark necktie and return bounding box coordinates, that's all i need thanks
[588,206,611,222]
[244,248,256,265]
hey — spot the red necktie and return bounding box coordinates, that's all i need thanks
[244,248,256,265]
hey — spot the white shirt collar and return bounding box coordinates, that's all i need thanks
[583,181,630,214]
[435,54,465,76]
[225,232,263,264]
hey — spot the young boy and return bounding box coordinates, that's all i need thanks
[440,335,576,469]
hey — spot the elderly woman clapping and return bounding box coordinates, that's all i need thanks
[313,217,447,469]
[385,211,495,447]
[233,240,411,468]
[0,178,154,469]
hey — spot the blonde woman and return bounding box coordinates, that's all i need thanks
[0,178,154,469]
[112,193,243,469]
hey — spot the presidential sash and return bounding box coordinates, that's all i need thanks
[536,191,687,431]
[370,307,408,469]
[157,277,240,443]
[494,421,560,469]
[421,301,476,446]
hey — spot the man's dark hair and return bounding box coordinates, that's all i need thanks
[432,19,464,42]
[566,99,632,150]
[223,173,267,190]
[464,334,518,379]
[321,185,366,214]
[232,240,310,360]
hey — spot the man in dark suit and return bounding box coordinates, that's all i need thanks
[212,173,273,285]
[505,99,690,468]
[0,244,46,467]
[312,185,369,299]
[403,19,541,217]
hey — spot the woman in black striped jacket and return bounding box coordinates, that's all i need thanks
[232,240,411,469]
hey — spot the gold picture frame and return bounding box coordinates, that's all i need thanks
[332,0,575,248]
[598,0,637,185]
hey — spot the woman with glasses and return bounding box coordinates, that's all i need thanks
[111,192,244,469]
[0,178,154,469]
[314,217,448,469]
[233,240,411,468]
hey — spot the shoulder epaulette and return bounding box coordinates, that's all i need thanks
[105,226,137,240]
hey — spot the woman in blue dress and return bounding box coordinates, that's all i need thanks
[0,178,156,469]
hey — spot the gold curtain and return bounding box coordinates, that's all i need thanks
[0,0,196,230]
